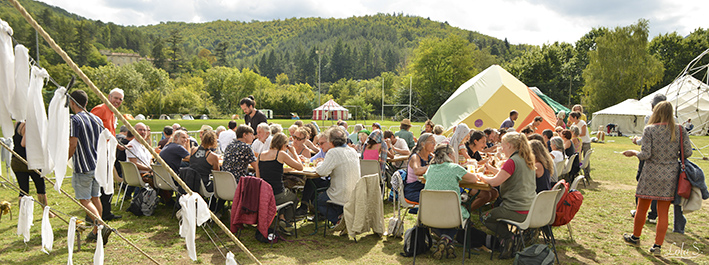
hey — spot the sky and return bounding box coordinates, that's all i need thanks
[38,0,707,46]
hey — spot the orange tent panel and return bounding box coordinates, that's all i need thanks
[516,89,558,133]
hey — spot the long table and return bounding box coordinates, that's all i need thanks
[418,176,492,191]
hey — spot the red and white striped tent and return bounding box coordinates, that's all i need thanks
[312,99,349,120]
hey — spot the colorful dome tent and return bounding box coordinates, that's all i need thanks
[312,99,349,120]
[529,87,571,115]
[431,65,557,134]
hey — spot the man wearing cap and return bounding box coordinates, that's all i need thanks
[90,87,124,221]
[395,119,415,150]
[240,97,267,133]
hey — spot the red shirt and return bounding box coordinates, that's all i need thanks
[91,104,115,135]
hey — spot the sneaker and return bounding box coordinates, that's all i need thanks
[649,246,661,256]
[647,218,657,224]
[498,237,516,259]
[432,237,448,260]
[445,236,457,259]
[623,233,640,247]
[278,219,294,233]
[101,226,112,246]
[630,210,636,217]
[85,230,98,243]
[332,218,346,232]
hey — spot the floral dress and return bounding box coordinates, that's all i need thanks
[636,124,692,201]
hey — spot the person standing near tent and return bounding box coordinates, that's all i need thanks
[622,101,692,256]
[528,116,543,133]
[68,90,112,245]
[90,88,125,221]
[500,110,518,130]
[555,111,567,129]
[240,96,267,133]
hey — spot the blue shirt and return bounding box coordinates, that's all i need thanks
[71,111,103,173]
[500,118,515,129]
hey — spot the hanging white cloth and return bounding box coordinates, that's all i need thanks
[25,65,52,175]
[67,217,76,265]
[95,129,117,194]
[16,195,33,242]
[48,86,70,191]
[225,251,238,265]
[41,206,54,254]
[0,19,15,139]
[0,137,14,182]
[179,193,211,261]
[93,225,104,265]
[12,44,29,120]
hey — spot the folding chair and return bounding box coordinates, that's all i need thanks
[212,170,237,216]
[579,149,594,186]
[492,189,562,264]
[414,190,469,265]
[118,161,147,210]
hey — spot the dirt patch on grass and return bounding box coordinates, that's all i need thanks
[595,179,636,191]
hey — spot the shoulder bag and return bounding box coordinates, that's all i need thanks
[677,125,692,199]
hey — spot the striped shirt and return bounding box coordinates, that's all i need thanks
[71,111,103,173]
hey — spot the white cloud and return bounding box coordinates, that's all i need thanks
[36,0,709,45]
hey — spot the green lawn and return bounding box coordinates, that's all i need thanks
[1,136,709,264]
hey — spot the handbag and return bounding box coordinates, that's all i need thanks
[677,125,692,199]
[681,187,703,213]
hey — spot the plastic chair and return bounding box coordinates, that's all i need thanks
[152,164,178,192]
[559,153,577,181]
[212,170,238,216]
[414,190,469,264]
[553,160,565,183]
[360,159,385,198]
[492,189,562,264]
[199,178,215,207]
[118,161,147,210]
[566,175,585,242]
[579,149,594,186]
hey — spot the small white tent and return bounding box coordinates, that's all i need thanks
[591,99,650,135]
[591,75,709,136]
[312,99,349,120]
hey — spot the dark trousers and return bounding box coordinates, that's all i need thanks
[100,187,114,218]
[317,192,343,224]
[301,178,330,207]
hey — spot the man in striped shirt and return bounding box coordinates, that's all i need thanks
[68,90,111,245]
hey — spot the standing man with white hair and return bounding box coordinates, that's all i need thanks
[251,122,272,156]
[90,87,124,221]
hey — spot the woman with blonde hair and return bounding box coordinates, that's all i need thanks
[622,101,691,256]
[530,140,553,192]
[555,111,566,129]
[480,132,536,239]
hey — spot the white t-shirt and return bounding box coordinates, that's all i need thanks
[550,150,564,164]
[577,120,592,144]
[218,130,236,152]
[127,138,153,174]
[251,135,272,154]
[392,137,409,154]
[433,134,447,144]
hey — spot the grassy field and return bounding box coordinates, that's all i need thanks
[1,136,709,264]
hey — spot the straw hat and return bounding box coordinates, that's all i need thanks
[401,118,412,126]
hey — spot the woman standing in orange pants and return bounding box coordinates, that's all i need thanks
[622,101,692,256]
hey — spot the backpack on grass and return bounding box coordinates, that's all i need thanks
[127,186,159,217]
[513,244,555,265]
[400,226,432,257]
[552,180,583,226]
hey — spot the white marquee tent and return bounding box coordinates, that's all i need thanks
[312,99,349,120]
[592,75,709,135]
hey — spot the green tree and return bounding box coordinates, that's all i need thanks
[166,29,184,75]
[410,34,477,116]
[582,19,664,112]
[215,41,229,66]
[152,36,167,69]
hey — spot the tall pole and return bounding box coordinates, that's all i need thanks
[409,76,412,119]
[317,50,322,124]
[381,75,384,121]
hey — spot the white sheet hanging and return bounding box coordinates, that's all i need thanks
[12,44,29,120]
[17,195,33,242]
[48,86,70,191]
[67,217,76,265]
[0,19,15,139]
[41,206,54,254]
[93,225,104,265]
[25,65,52,175]
[179,193,211,261]
[95,129,117,194]
[225,251,237,265]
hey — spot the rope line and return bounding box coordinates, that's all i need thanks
[7,0,261,263]
[0,139,161,264]
[0,165,69,224]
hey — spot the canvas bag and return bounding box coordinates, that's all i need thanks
[681,187,703,213]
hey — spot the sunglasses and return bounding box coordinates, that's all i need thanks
[293,135,305,141]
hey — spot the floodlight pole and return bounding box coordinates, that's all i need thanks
[409,76,412,120]
[317,50,322,125]
[382,76,384,121]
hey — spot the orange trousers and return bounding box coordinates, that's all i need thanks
[633,198,671,246]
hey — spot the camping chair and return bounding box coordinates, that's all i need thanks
[579,149,594,186]
[118,161,147,210]
[414,190,469,264]
[491,189,562,264]
[212,170,238,216]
